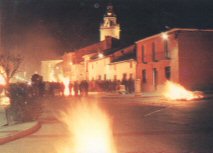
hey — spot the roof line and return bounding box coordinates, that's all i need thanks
[135,28,213,43]
[109,59,136,65]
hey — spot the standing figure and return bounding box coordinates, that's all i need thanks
[73,81,79,96]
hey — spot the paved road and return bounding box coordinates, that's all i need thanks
[0,96,213,153]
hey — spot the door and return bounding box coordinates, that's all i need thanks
[153,68,158,90]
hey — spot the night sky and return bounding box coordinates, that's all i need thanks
[1,0,213,75]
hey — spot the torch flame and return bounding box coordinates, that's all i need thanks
[58,75,70,96]
[62,77,70,96]
[71,87,75,96]
[57,100,117,153]
[163,81,204,100]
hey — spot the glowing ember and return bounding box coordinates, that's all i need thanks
[163,81,204,100]
[58,101,117,153]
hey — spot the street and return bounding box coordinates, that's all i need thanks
[0,95,213,153]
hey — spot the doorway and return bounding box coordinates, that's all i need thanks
[153,68,158,90]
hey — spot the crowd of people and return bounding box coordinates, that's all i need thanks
[30,79,135,97]
[4,73,135,98]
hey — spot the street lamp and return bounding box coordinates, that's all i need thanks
[161,32,168,40]
[98,53,104,58]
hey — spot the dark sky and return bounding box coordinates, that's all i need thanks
[2,0,213,51]
[1,0,213,75]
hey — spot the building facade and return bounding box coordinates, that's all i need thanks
[109,59,136,81]
[40,3,213,93]
[136,28,213,91]
[87,44,136,81]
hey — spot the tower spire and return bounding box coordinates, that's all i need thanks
[99,3,120,41]
[105,3,116,17]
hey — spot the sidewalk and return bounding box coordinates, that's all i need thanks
[0,121,41,145]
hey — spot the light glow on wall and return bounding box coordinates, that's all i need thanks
[161,32,168,40]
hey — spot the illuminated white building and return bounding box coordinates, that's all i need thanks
[109,59,136,81]
[88,56,111,81]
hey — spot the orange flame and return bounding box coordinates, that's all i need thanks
[58,75,70,96]
[62,77,70,96]
[71,87,75,96]
[163,81,204,100]
[0,74,6,86]
[0,90,10,107]
[57,100,117,153]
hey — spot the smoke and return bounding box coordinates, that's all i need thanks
[9,21,63,79]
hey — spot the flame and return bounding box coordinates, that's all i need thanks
[0,90,10,107]
[0,74,6,86]
[58,75,70,96]
[71,87,75,96]
[163,81,204,100]
[57,101,117,153]
[62,77,70,96]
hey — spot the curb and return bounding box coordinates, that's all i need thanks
[0,121,41,145]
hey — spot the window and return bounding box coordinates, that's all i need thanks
[86,62,88,72]
[165,66,171,80]
[142,70,147,83]
[98,75,101,80]
[114,65,116,70]
[122,73,127,80]
[141,45,146,63]
[114,75,117,80]
[129,73,133,79]
[152,42,157,61]
[164,40,170,59]
[153,68,158,90]
[130,61,133,68]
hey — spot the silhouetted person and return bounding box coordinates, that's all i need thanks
[80,80,89,96]
[74,81,79,96]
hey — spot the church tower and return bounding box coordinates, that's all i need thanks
[100,4,120,41]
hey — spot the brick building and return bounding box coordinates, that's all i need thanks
[136,28,213,92]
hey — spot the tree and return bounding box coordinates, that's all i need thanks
[0,54,22,125]
[0,53,22,90]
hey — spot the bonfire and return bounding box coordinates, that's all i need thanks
[163,81,204,100]
[57,100,117,153]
